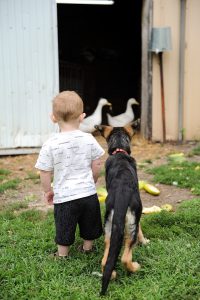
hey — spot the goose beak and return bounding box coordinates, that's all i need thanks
[135,100,139,105]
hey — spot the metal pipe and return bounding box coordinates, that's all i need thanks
[159,52,166,143]
[178,0,186,142]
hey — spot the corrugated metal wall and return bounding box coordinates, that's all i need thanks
[0,0,59,151]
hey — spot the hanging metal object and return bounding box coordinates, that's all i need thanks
[149,27,172,54]
[149,27,172,143]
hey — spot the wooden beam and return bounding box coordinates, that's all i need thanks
[141,0,153,139]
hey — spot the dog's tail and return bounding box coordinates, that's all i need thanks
[100,197,129,296]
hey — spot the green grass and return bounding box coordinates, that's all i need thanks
[100,168,105,177]
[0,169,11,182]
[0,178,21,193]
[191,144,200,156]
[0,175,6,181]
[143,159,153,164]
[0,169,11,176]
[0,199,200,299]
[25,171,40,180]
[148,161,200,195]
[0,195,37,212]
[0,168,21,193]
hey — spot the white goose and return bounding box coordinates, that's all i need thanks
[107,98,139,127]
[79,98,111,133]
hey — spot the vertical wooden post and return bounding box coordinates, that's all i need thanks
[178,0,186,142]
[141,0,153,140]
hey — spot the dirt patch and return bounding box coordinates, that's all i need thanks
[0,135,198,212]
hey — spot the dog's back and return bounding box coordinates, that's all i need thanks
[101,153,142,295]
[95,124,143,295]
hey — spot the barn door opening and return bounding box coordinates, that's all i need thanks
[57,0,142,124]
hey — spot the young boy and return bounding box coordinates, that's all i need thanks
[35,91,105,257]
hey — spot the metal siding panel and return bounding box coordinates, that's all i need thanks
[0,0,59,149]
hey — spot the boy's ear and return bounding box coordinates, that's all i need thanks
[124,119,140,138]
[79,113,86,122]
[94,125,113,139]
[51,113,57,123]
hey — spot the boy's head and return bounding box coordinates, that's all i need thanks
[52,91,84,122]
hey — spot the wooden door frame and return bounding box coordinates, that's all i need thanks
[141,0,153,139]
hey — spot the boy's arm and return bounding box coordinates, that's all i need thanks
[39,170,54,205]
[91,158,103,183]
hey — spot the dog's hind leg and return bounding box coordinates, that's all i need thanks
[138,223,150,245]
[121,209,141,272]
[101,237,110,272]
[101,237,117,279]
[102,209,117,279]
[121,238,141,272]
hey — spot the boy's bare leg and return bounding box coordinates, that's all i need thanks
[58,245,69,256]
[83,240,93,251]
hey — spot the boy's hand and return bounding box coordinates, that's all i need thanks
[92,158,102,183]
[44,190,54,205]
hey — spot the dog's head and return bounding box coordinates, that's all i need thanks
[95,119,140,155]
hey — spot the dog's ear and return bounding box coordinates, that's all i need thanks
[124,119,140,138]
[94,125,113,139]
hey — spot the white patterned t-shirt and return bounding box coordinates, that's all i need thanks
[35,130,105,204]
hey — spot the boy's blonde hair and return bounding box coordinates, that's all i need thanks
[52,91,83,122]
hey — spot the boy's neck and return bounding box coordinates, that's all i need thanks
[58,120,80,132]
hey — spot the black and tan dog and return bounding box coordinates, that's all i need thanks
[95,121,149,296]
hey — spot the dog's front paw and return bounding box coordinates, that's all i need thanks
[126,261,141,272]
[132,262,141,272]
[140,237,150,245]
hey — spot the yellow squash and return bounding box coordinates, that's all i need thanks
[138,180,146,190]
[143,183,160,196]
[97,187,108,203]
[161,204,173,212]
[143,206,162,214]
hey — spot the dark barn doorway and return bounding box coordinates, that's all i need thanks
[57,0,142,124]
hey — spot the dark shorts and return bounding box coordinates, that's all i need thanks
[54,194,103,246]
